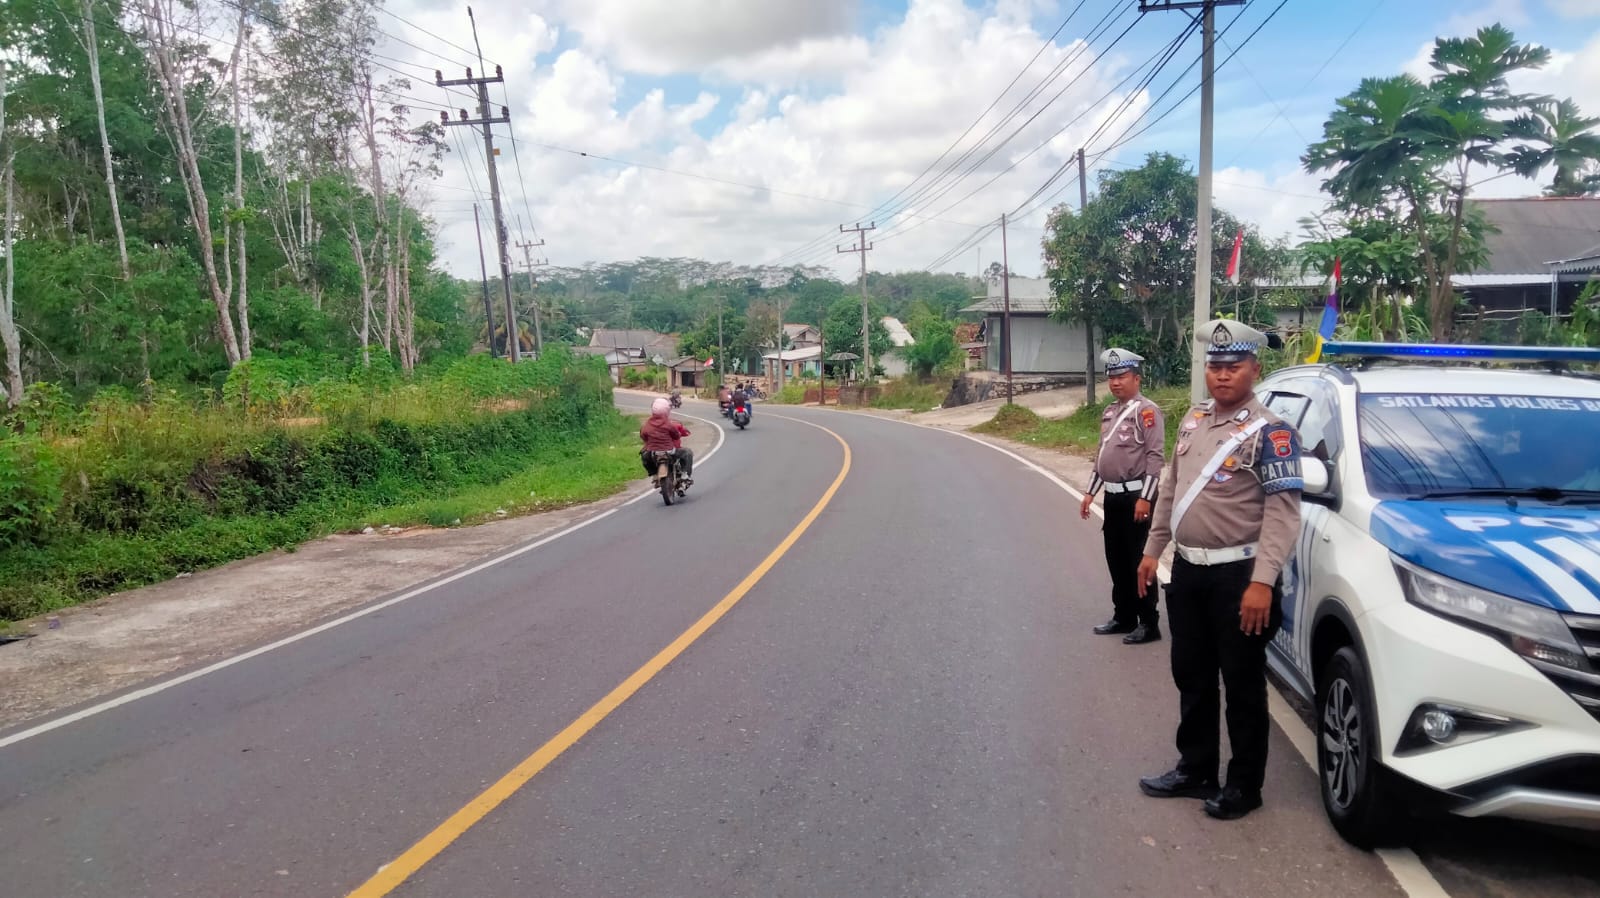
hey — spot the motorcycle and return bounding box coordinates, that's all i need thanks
[731,402,751,430]
[645,449,690,506]
[668,390,682,410]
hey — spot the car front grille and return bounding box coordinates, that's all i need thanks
[1554,613,1600,723]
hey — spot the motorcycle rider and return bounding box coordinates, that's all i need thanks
[717,382,732,417]
[731,383,752,418]
[640,397,693,485]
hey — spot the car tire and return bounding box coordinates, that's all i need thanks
[1316,646,1399,848]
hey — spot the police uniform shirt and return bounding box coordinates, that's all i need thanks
[1143,395,1303,585]
[1094,395,1165,495]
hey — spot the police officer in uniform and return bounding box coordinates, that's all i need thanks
[1082,348,1166,644]
[1135,320,1303,821]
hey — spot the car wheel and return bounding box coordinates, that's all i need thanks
[1317,646,1398,848]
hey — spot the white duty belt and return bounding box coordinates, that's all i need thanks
[1103,480,1144,494]
[1168,417,1270,542]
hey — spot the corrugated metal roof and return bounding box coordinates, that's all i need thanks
[963,278,1056,314]
[589,329,677,351]
[880,316,916,347]
[1473,198,1600,275]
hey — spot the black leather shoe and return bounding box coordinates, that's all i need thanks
[1139,769,1219,800]
[1204,786,1263,820]
[1123,624,1162,644]
[1093,619,1137,635]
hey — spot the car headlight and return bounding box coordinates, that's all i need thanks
[1393,556,1593,675]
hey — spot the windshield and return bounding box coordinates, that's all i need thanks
[1358,392,1600,498]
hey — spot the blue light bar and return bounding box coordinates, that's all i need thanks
[1319,341,1600,364]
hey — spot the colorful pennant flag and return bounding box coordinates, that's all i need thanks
[1225,228,1244,286]
[1305,258,1341,363]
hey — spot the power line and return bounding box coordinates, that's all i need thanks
[865,14,1194,257]
[767,0,1127,268]
[823,4,1140,254]
[1216,0,1385,171]
[1002,16,1200,224]
[528,142,992,225]
[787,7,1149,273]
[1092,0,1289,159]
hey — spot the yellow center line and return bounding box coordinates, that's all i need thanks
[345,416,852,897]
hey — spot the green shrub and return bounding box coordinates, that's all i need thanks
[0,351,625,622]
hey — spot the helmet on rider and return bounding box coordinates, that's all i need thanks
[650,397,671,417]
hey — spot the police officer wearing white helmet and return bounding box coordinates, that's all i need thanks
[1135,320,1302,821]
[1082,348,1166,644]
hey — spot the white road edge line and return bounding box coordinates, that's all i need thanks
[0,405,728,750]
[849,411,1450,898]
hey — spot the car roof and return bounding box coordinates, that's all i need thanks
[1268,364,1600,398]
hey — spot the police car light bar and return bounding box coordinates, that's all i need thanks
[1319,341,1600,365]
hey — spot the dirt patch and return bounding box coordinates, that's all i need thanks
[0,426,712,732]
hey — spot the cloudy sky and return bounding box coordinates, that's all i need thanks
[371,0,1600,280]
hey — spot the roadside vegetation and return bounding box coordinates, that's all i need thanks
[870,380,948,413]
[974,386,1191,457]
[0,350,633,623]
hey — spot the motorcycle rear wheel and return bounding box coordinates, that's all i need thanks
[658,461,675,506]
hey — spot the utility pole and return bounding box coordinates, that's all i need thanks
[1139,0,1243,402]
[473,203,497,358]
[516,237,546,355]
[1078,147,1095,405]
[1001,212,1014,404]
[837,222,876,387]
[438,42,518,361]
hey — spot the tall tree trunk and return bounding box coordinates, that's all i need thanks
[398,221,415,373]
[357,70,391,357]
[347,222,373,367]
[140,0,241,365]
[81,0,130,280]
[0,65,21,408]
[233,13,251,360]
[2,153,21,408]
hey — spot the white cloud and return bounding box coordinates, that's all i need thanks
[1547,0,1600,17]
[1404,0,1530,77]
[402,0,1600,285]
[419,0,1154,280]
[553,0,857,75]
[1213,167,1329,242]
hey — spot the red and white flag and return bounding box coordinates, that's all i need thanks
[1225,228,1244,286]
[704,357,714,367]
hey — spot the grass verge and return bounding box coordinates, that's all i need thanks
[973,386,1193,456]
[0,412,644,624]
[870,379,948,413]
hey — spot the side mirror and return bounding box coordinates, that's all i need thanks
[1301,455,1331,495]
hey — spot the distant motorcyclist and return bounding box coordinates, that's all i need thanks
[731,384,751,417]
[717,383,733,417]
[640,397,693,483]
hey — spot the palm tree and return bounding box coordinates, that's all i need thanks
[1509,99,1600,196]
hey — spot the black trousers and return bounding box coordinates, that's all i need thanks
[1166,557,1282,794]
[1103,490,1157,627]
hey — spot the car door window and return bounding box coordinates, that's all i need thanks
[1263,391,1310,428]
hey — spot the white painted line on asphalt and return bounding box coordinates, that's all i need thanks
[850,410,1451,898]
[0,406,728,750]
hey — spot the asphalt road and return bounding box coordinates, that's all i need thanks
[0,396,1595,897]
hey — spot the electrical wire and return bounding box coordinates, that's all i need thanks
[765,0,1126,268]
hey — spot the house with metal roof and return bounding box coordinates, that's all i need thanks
[1459,198,1600,317]
[960,277,1100,376]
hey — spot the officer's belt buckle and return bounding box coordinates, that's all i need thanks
[1176,543,1258,566]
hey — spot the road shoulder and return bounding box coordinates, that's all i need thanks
[0,423,715,732]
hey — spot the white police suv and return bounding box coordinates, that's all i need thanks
[1257,342,1600,848]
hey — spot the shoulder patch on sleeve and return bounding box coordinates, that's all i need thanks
[1141,407,1156,429]
[1257,425,1303,494]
